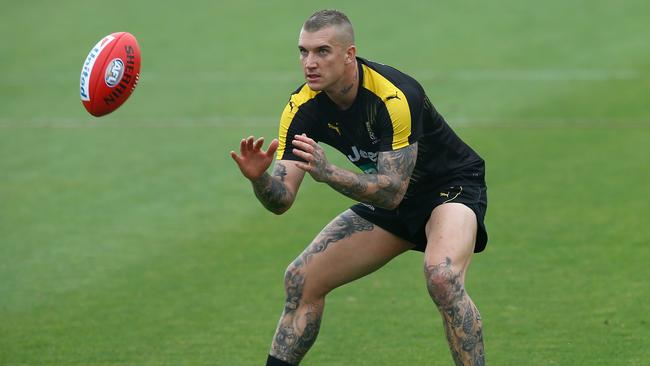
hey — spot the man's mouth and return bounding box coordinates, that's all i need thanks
[306,73,321,82]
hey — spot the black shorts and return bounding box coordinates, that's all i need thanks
[350,184,488,253]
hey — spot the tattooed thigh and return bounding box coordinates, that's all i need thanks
[294,210,374,267]
[287,209,411,301]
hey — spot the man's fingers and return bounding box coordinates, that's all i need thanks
[253,137,265,152]
[239,139,247,156]
[240,136,259,157]
[292,148,312,161]
[230,151,242,165]
[292,139,313,153]
[294,134,315,145]
[245,136,255,151]
[266,139,279,156]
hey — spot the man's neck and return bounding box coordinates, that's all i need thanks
[326,60,359,111]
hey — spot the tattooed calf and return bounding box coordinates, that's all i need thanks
[424,257,485,366]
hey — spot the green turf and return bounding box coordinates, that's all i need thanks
[2,1,649,365]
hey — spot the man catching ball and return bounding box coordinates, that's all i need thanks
[231,9,488,365]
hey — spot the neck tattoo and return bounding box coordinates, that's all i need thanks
[339,68,358,96]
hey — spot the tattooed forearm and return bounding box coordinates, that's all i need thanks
[252,162,294,214]
[325,143,417,209]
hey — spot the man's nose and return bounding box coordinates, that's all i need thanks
[304,53,317,68]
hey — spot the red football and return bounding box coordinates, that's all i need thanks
[79,32,141,117]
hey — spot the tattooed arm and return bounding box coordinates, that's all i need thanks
[231,136,305,215]
[251,161,305,214]
[325,145,417,209]
[292,134,418,210]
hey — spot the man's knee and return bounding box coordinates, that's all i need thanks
[423,257,466,309]
[283,261,307,311]
[282,257,328,309]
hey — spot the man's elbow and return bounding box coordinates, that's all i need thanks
[375,186,406,210]
[269,204,290,215]
[263,200,293,215]
[387,180,410,209]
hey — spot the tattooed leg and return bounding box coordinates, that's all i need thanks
[269,210,412,364]
[424,203,484,366]
[425,257,485,366]
[270,261,323,364]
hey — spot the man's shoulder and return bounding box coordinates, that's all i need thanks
[358,57,424,99]
[358,58,416,82]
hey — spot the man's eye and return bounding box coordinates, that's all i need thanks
[319,49,329,55]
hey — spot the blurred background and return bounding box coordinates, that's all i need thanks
[1,1,649,365]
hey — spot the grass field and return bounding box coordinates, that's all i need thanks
[2,1,649,365]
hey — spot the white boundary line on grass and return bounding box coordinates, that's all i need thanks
[0,116,648,129]
[0,116,277,128]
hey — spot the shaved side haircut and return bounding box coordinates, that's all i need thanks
[303,9,355,46]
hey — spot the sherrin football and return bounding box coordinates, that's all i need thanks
[79,32,141,117]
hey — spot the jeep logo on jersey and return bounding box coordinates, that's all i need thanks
[104,58,125,87]
[347,146,378,163]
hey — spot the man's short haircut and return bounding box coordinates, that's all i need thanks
[303,9,355,45]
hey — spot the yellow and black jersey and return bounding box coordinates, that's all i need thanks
[277,57,485,199]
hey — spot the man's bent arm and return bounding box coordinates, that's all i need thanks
[252,161,304,215]
[324,143,417,210]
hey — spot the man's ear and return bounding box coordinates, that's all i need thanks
[345,45,357,64]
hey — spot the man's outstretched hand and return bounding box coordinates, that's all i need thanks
[230,136,279,181]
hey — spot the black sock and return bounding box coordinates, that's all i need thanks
[266,354,296,366]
